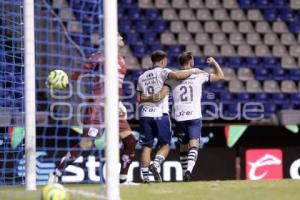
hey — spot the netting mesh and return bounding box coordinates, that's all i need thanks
[0,0,105,185]
[0,0,25,185]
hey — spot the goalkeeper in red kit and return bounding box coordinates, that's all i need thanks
[48,33,136,184]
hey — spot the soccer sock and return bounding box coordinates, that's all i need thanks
[187,147,198,173]
[180,151,188,173]
[140,166,150,181]
[57,143,81,174]
[120,134,136,182]
[153,154,165,168]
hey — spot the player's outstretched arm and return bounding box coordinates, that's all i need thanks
[168,68,202,80]
[137,86,170,104]
[207,57,224,82]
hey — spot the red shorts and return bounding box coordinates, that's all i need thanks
[82,104,131,138]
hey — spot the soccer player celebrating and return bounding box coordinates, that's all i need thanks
[144,52,224,181]
[136,50,203,183]
[49,33,136,184]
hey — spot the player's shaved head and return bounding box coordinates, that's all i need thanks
[179,51,193,66]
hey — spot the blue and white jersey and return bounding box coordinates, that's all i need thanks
[137,66,172,117]
[166,71,210,121]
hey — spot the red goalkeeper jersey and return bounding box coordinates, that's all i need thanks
[72,51,127,96]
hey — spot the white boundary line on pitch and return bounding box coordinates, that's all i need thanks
[66,188,107,200]
[65,182,140,199]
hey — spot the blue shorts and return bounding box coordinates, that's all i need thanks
[174,119,202,144]
[139,114,172,147]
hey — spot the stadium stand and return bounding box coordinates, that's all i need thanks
[1,0,299,124]
[124,0,300,122]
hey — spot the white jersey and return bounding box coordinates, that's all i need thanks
[137,66,172,117]
[166,72,210,121]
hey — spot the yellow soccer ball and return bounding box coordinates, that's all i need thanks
[47,70,69,90]
[42,183,69,200]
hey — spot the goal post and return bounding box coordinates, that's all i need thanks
[22,0,120,196]
[24,0,37,191]
[104,0,120,199]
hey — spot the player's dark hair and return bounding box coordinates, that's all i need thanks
[151,50,167,64]
[179,51,193,66]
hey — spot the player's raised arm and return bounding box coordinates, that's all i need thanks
[207,57,224,82]
[168,68,202,80]
[137,85,170,103]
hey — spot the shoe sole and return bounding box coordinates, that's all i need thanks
[149,165,162,183]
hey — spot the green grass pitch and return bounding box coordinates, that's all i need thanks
[0,179,300,200]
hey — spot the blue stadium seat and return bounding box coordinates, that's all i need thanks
[272,68,287,80]
[70,35,85,45]
[121,0,136,7]
[288,21,300,33]
[246,57,261,68]
[118,7,127,19]
[275,101,292,110]
[125,32,141,44]
[280,8,295,22]
[272,0,287,8]
[255,92,268,102]
[82,2,97,11]
[214,57,226,66]
[194,57,206,67]
[145,9,160,20]
[119,19,132,33]
[237,93,251,103]
[167,44,183,57]
[263,9,278,22]
[272,93,286,103]
[169,59,181,68]
[148,43,163,52]
[15,98,23,109]
[289,69,300,80]
[291,93,300,104]
[70,0,82,9]
[238,0,254,9]
[256,0,269,8]
[263,57,279,68]
[210,82,225,92]
[132,44,148,58]
[167,56,181,68]
[152,20,168,32]
[228,57,243,68]
[127,7,142,19]
[143,32,157,44]
[220,91,235,103]
[82,13,93,23]
[255,68,269,80]
[135,20,150,32]
[263,103,276,117]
